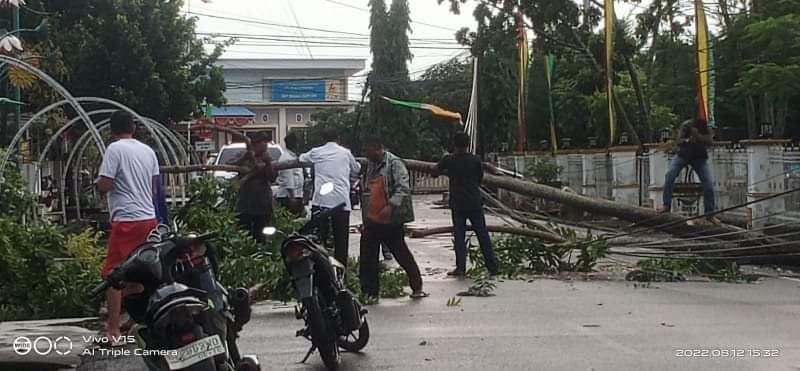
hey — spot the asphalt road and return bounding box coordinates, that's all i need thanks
[237,197,800,371]
[238,273,800,371]
[36,196,800,370]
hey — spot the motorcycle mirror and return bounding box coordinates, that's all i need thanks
[319,182,334,196]
[263,226,277,236]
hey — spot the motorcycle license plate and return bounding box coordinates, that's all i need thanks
[163,334,225,370]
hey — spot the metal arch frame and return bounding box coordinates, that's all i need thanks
[60,117,112,221]
[75,97,174,169]
[62,119,185,221]
[0,54,105,178]
[36,109,115,166]
[144,118,191,209]
[35,109,113,222]
[40,111,192,223]
[0,99,106,177]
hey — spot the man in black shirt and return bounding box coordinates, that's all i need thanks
[661,118,719,225]
[433,132,499,277]
[229,132,276,242]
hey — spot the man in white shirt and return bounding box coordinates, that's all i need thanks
[276,132,305,215]
[96,110,160,341]
[299,128,361,266]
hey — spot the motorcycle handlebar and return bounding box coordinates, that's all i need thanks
[89,280,110,298]
[195,231,218,242]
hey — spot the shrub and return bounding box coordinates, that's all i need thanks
[467,226,609,279]
[0,218,105,321]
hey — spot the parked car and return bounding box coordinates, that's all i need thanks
[213,142,284,194]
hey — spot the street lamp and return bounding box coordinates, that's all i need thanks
[660,127,672,142]
[539,140,549,151]
[760,122,773,138]
[619,131,629,145]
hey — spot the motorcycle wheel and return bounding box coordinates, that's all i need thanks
[303,296,340,370]
[337,318,369,352]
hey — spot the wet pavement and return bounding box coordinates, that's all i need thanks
[5,195,800,370]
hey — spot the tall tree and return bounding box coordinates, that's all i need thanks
[22,0,227,123]
[367,0,419,157]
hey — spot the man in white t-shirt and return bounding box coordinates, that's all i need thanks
[96,110,160,341]
[276,132,305,215]
[299,128,361,266]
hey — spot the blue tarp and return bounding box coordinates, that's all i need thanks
[210,106,256,117]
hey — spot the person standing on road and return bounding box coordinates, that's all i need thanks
[276,132,305,216]
[360,136,427,300]
[660,118,720,225]
[433,132,499,277]
[96,110,160,341]
[299,128,361,266]
[229,132,276,242]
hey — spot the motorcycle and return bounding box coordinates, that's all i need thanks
[90,225,259,371]
[264,182,369,370]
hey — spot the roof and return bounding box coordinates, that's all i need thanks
[224,101,359,107]
[217,58,365,74]
[211,106,255,117]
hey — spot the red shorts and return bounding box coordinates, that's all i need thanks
[101,219,159,278]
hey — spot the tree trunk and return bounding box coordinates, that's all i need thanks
[163,158,784,250]
[407,225,566,243]
[644,3,664,119]
[569,28,642,145]
[398,159,784,247]
[775,98,788,138]
[719,0,733,28]
[746,96,758,138]
[625,53,652,141]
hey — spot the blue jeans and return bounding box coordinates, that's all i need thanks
[452,209,499,274]
[662,155,716,214]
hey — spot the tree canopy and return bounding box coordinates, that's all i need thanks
[433,0,800,151]
[21,0,227,123]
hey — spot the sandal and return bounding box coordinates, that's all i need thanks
[410,291,430,299]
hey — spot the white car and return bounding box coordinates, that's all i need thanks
[213,142,284,195]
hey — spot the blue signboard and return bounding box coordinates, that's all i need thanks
[272,80,326,102]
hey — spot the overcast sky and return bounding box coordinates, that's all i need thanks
[188,0,477,80]
[187,0,663,98]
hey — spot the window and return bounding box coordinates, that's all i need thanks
[295,113,303,123]
[261,113,269,122]
[290,127,311,152]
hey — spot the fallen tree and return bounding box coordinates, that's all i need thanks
[161,158,790,256]
[407,225,566,243]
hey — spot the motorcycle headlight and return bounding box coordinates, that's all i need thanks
[285,243,310,262]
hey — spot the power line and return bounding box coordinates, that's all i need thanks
[604,186,800,242]
[286,0,313,59]
[190,11,371,37]
[318,0,461,33]
[198,31,459,43]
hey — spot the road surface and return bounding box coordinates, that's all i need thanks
[10,196,800,371]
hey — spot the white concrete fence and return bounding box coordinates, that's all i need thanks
[495,140,800,227]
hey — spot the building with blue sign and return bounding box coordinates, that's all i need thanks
[198,58,365,151]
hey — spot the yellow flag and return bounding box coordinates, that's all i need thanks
[516,11,529,152]
[695,0,710,122]
[605,0,615,146]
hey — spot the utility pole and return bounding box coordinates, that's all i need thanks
[12,4,19,137]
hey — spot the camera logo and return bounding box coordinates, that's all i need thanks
[12,336,72,356]
[12,336,31,355]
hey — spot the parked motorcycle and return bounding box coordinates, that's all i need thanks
[264,183,369,370]
[90,225,259,371]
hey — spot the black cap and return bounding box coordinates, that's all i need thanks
[251,131,271,143]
